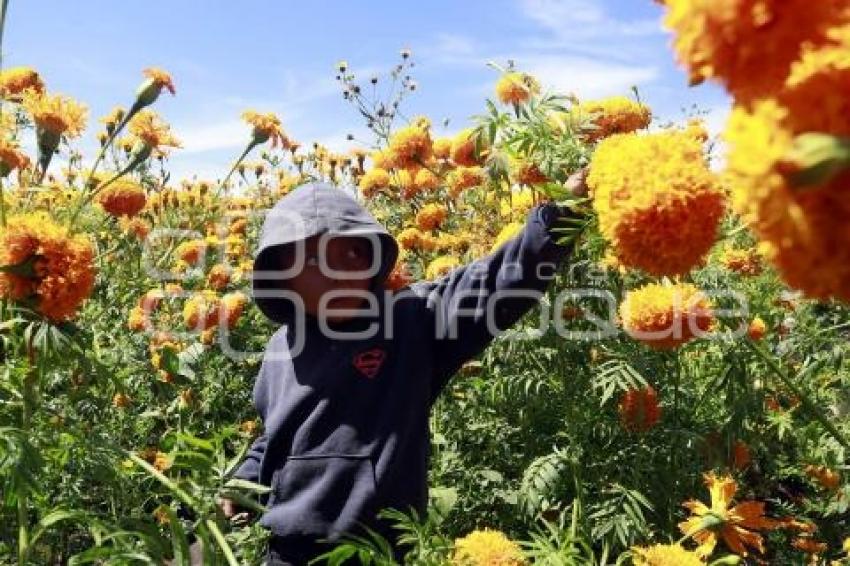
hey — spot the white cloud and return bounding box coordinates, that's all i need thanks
[520,54,659,99]
[519,0,662,40]
[174,118,248,154]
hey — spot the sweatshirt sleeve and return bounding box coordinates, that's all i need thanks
[233,432,268,483]
[413,203,576,396]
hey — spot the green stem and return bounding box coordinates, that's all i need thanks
[206,519,238,566]
[745,339,849,449]
[216,140,258,198]
[18,339,36,565]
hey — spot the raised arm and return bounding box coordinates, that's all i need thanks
[412,203,578,396]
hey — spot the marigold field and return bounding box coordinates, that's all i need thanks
[1,1,850,565]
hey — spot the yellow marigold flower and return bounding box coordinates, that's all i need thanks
[450,128,487,167]
[510,159,548,186]
[239,419,260,436]
[631,543,703,566]
[414,168,441,192]
[660,0,849,102]
[500,189,536,218]
[843,536,850,555]
[415,203,448,231]
[588,131,725,276]
[112,392,132,409]
[491,222,523,252]
[0,212,95,321]
[495,72,540,106]
[153,451,172,472]
[21,91,87,138]
[99,106,126,128]
[563,96,651,143]
[620,283,715,350]
[426,255,461,280]
[388,123,433,168]
[397,227,428,251]
[242,110,289,148]
[175,240,206,265]
[183,290,221,331]
[0,138,31,176]
[747,316,767,341]
[433,137,453,160]
[359,167,391,198]
[452,529,526,566]
[370,148,396,170]
[0,66,45,99]
[448,166,485,198]
[222,291,248,328]
[128,109,181,151]
[719,247,762,276]
[142,67,176,96]
[127,306,149,332]
[724,98,850,301]
[95,179,147,218]
[207,264,231,291]
[679,472,780,558]
[384,261,413,291]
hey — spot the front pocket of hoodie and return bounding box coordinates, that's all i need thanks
[264,453,378,539]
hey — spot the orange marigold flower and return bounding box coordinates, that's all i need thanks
[175,240,206,265]
[384,261,413,291]
[0,66,45,99]
[112,392,132,409]
[153,451,172,472]
[414,168,441,192]
[450,128,487,166]
[21,90,87,138]
[142,67,176,96]
[618,386,661,432]
[396,227,436,252]
[791,537,827,555]
[207,264,231,291]
[183,290,221,331]
[415,203,448,231]
[588,130,725,276]
[222,291,248,328]
[242,110,289,148]
[719,247,762,276]
[239,419,260,436]
[452,529,526,566]
[567,96,651,142]
[128,109,181,151]
[127,306,149,332]
[432,137,453,160]
[448,166,485,198]
[747,316,767,341]
[0,212,95,321]
[96,179,147,217]
[370,148,396,170]
[631,543,704,566]
[388,123,433,168]
[0,138,31,176]
[679,472,780,558]
[660,0,849,103]
[118,216,151,241]
[731,440,751,470]
[359,167,391,198]
[511,159,548,186]
[620,282,715,350]
[495,72,540,105]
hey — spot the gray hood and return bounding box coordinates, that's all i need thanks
[251,182,399,324]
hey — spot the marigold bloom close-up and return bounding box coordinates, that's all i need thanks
[358,167,391,198]
[448,166,485,198]
[566,96,651,143]
[128,109,182,151]
[719,247,762,276]
[242,110,289,148]
[95,179,147,217]
[451,529,527,566]
[588,130,725,276]
[0,137,31,176]
[21,90,88,138]
[631,543,704,566]
[679,472,779,558]
[0,66,45,98]
[0,212,96,321]
[183,290,221,331]
[510,159,548,186]
[142,67,176,96]
[415,203,448,231]
[495,71,540,105]
[618,386,661,433]
[388,123,433,168]
[450,128,487,167]
[659,0,850,103]
[620,283,715,350]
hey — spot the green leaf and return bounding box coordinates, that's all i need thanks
[784,133,850,188]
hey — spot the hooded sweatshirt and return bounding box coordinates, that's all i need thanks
[237,182,573,553]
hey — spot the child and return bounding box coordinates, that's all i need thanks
[231,180,581,564]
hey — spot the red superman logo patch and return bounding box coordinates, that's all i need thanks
[353,348,386,379]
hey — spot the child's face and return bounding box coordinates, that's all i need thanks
[279,234,375,323]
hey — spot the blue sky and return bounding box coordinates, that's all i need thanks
[5,0,730,180]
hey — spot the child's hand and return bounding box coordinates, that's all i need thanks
[565,167,589,198]
[219,497,251,525]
